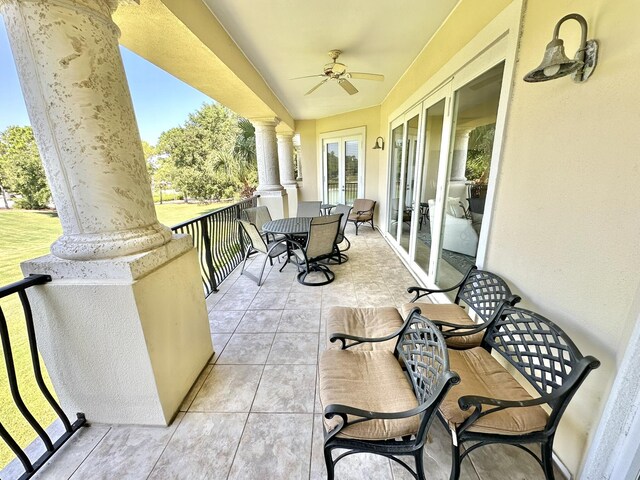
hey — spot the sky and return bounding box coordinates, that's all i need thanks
[0,20,213,144]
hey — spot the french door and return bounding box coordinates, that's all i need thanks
[322,131,364,205]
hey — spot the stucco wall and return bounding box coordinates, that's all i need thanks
[484,0,640,474]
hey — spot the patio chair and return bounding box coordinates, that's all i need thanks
[241,205,282,242]
[327,266,520,351]
[439,304,600,480]
[290,214,342,286]
[296,201,321,217]
[320,309,460,480]
[325,203,352,264]
[238,219,288,286]
[348,198,375,235]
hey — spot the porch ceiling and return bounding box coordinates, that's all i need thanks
[202,0,459,120]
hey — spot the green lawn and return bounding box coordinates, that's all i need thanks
[0,202,227,469]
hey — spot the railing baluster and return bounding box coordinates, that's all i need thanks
[0,274,86,478]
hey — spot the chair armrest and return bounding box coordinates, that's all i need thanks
[406,280,464,302]
[328,307,421,350]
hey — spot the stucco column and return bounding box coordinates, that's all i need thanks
[251,117,288,218]
[2,0,212,426]
[450,128,473,182]
[277,131,298,215]
[1,0,171,261]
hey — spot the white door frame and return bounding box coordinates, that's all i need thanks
[318,127,366,204]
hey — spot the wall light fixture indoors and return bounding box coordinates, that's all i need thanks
[372,136,385,150]
[523,13,598,83]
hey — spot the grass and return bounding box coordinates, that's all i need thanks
[0,201,228,469]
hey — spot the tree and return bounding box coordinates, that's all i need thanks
[155,103,258,201]
[0,126,51,209]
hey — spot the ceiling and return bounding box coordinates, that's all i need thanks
[202,0,459,121]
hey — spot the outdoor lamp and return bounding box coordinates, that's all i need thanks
[523,13,598,83]
[373,136,385,150]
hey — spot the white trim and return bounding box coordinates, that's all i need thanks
[318,126,366,204]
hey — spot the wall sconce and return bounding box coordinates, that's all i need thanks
[523,13,598,83]
[372,136,385,150]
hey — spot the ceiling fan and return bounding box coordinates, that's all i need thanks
[292,49,384,96]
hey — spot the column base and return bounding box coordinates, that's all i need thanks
[257,189,289,219]
[21,235,212,425]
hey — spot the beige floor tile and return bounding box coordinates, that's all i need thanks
[267,333,319,364]
[228,413,313,480]
[210,333,232,364]
[216,333,274,365]
[286,291,323,309]
[212,292,257,312]
[190,364,263,413]
[208,310,244,333]
[179,364,213,412]
[278,309,321,332]
[148,412,247,480]
[249,291,289,310]
[252,364,316,413]
[235,309,282,333]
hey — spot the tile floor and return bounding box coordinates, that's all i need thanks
[2,225,566,480]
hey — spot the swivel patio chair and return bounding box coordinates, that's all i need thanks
[325,203,352,264]
[348,198,375,235]
[290,214,342,286]
[238,219,288,286]
[320,310,460,480]
[296,201,321,217]
[241,205,282,242]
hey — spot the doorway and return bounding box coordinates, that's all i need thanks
[321,128,364,205]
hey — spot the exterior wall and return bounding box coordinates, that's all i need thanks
[295,119,318,201]
[484,0,640,475]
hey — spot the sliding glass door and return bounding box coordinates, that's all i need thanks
[385,61,505,290]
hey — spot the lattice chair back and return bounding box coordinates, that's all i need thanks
[297,201,321,218]
[395,309,460,443]
[238,219,268,255]
[456,267,517,322]
[483,306,601,430]
[305,214,341,259]
[333,204,353,239]
[242,206,272,232]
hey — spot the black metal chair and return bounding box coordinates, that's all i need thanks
[404,266,521,349]
[347,199,375,235]
[290,214,342,286]
[238,219,288,286]
[320,310,460,480]
[438,305,600,480]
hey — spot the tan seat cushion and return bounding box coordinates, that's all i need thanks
[402,303,484,349]
[326,306,403,351]
[439,347,549,435]
[319,349,419,440]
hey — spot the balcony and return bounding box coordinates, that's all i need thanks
[2,226,565,480]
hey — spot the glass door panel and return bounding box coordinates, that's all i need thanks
[435,62,505,287]
[344,140,359,204]
[387,124,404,234]
[414,99,446,272]
[325,141,340,204]
[399,114,420,253]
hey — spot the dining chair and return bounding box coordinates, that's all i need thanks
[290,214,341,286]
[326,203,352,264]
[296,201,321,218]
[238,219,288,286]
[242,205,282,242]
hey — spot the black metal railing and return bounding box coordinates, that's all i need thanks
[0,275,85,479]
[326,181,359,204]
[171,196,258,296]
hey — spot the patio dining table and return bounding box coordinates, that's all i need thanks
[262,217,312,237]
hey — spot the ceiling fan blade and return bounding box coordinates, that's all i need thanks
[347,72,385,81]
[305,78,329,95]
[338,79,358,95]
[291,74,326,80]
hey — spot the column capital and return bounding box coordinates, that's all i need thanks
[249,117,280,128]
[276,131,295,142]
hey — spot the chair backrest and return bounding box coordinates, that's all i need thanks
[332,204,353,238]
[237,219,267,254]
[352,198,375,216]
[395,310,460,445]
[454,266,520,323]
[483,305,600,430]
[305,214,341,259]
[296,201,321,218]
[242,206,272,232]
